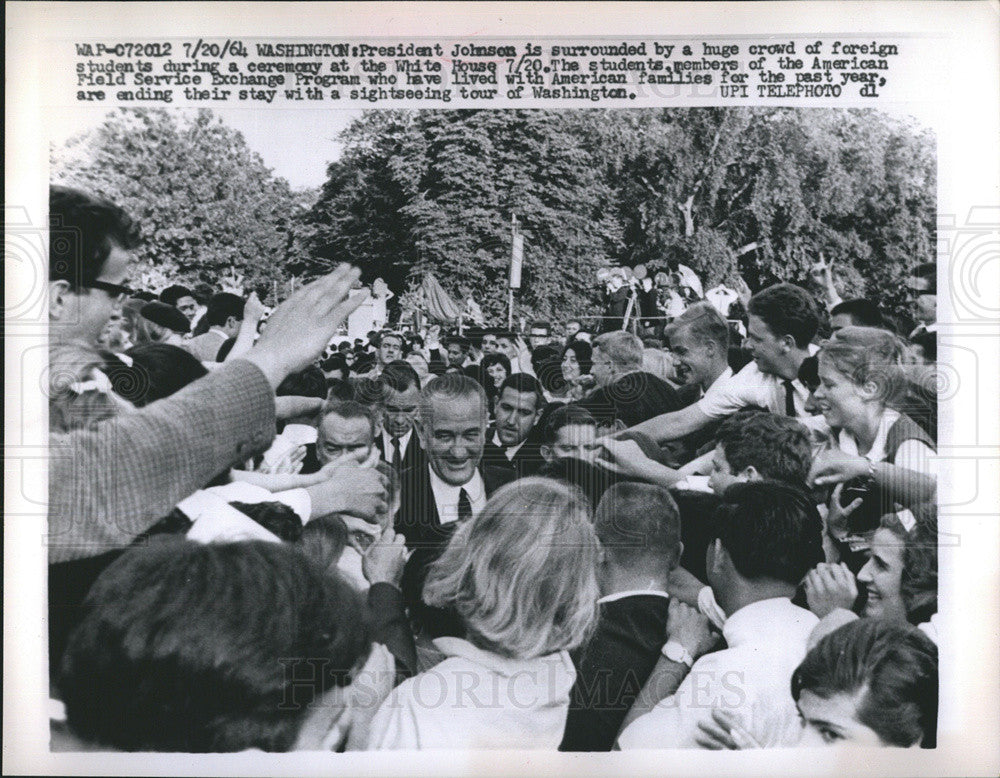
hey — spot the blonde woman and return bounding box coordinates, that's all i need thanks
[808,327,936,535]
[366,478,600,750]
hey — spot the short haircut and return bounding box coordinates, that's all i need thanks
[748,283,820,348]
[796,355,820,392]
[276,366,327,399]
[562,340,593,374]
[49,185,140,289]
[380,360,421,393]
[715,411,812,486]
[106,343,208,407]
[529,320,551,333]
[791,618,938,748]
[498,372,545,410]
[423,477,600,659]
[666,301,729,352]
[444,335,470,352]
[320,352,350,380]
[320,398,377,438]
[191,282,215,305]
[59,540,368,752]
[543,404,597,445]
[297,514,349,573]
[418,374,487,426]
[230,501,303,542]
[710,481,824,585]
[378,330,403,347]
[830,298,885,329]
[594,482,681,570]
[818,326,908,406]
[159,285,194,306]
[530,344,563,392]
[592,331,644,371]
[535,456,618,510]
[204,293,246,326]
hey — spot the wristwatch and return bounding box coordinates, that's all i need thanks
[661,639,695,668]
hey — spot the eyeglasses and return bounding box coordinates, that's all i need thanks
[84,279,135,300]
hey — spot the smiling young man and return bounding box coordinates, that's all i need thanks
[627,283,821,444]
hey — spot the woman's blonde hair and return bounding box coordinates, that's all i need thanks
[423,477,600,660]
[818,326,908,406]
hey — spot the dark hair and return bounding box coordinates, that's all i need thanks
[230,501,303,542]
[529,320,551,333]
[140,301,190,335]
[830,298,885,329]
[204,293,245,326]
[49,185,140,289]
[797,355,820,393]
[380,360,421,393]
[711,481,824,585]
[562,340,593,375]
[276,366,327,399]
[901,504,937,626]
[191,282,215,305]
[715,411,812,487]
[531,344,564,393]
[378,330,403,347]
[321,398,378,437]
[481,352,512,379]
[543,404,597,445]
[444,335,470,352]
[791,618,938,747]
[59,540,369,752]
[105,343,208,407]
[498,372,544,410]
[320,352,350,381]
[297,514,350,572]
[748,283,820,348]
[535,456,617,510]
[594,482,681,570]
[159,285,194,307]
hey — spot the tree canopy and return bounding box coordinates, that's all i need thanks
[50,108,314,301]
[306,107,935,323]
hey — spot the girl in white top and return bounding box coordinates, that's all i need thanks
[366,477,601,750]
[808,327,936,523]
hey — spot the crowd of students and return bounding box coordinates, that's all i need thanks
[47,184,939,753]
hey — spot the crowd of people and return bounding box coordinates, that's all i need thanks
[47,184,939,753]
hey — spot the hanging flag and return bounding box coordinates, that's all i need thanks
[510,222,524,290]
[421,272,463,323]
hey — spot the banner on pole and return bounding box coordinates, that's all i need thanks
[510,230,524,289]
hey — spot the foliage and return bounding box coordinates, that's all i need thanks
[307,108,934,325]
[50,108,314,302]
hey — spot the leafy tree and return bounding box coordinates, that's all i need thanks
[50,108,312,300]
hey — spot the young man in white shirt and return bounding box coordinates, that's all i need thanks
[628,283,821,443]
[617,481,824,749]
[665,302,733,399]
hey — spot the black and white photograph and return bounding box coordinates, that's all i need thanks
[5,3,999,776]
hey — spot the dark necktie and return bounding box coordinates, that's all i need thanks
[783,380,797,417]
[391,437,402,471]
[457,488,473,523]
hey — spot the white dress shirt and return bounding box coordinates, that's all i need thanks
[382,428,413,462]
[698,346,819,419]
[428,466,487,525]
[366,637,577,750]
[618,597,818,749]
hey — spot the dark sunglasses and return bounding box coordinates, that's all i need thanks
[84,279,135,299]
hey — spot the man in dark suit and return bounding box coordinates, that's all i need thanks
[560,482,683,751]
[395,374,515,638]
[481,373,546,479]
[578,330,685,430]
[374,361,426,473]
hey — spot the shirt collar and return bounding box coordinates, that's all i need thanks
[428,464,486,522]
[492,432,526,459]
[722,597,813,648]
[383,428,412,452]
[208,327,229,339]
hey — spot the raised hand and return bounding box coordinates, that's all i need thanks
[804,562,859,618]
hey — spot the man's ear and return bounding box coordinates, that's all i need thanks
[540,444,554,463]
[49,280,71,321]
[740,465,761,482]
[779,334,797,352]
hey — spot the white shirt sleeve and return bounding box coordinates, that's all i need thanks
[697,363,770,419]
